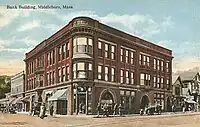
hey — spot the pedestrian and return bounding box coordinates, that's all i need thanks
[103,103,107,117]
[118,104,122,116]
[49,103,54,116]
[96,103,101,117]
[113,103,118,116]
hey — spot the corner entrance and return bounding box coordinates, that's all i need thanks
[100,91,114,105]
[140,95,149,109]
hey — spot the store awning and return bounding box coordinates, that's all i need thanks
[0,98,9,104]
[8,98,16,104]
[12,97,23,104]
[48,89,67,101]
[185,100,197,104]
[21,96,30,102]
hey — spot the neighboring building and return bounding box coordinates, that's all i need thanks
[172,72,200,111]
[24,17,173,115]
[10,71,25,112]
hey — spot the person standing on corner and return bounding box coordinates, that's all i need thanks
[113,103,118,116]
[96,103,101,117]
[118,104,122,116]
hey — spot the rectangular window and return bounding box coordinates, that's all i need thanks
[58,46,61,61]
[98,65,102,80]
[120,70,124,83]
[125,50,129,63]
[62,67,65,82]
[105,67,109,81]
[52,49,55,64]
[131,72,134,85]
[126,71,129,84]
[62,44,65,60]
[111,68,115,82]
[121,48,124,62]
[66,42,69,58]
[98,41,102,57]
[49,72,52,85]
[88,38,93,54]
[111,45,115,60]
[52,71,55,84]
[131,52,134,64]
[161,61,164,72]
[161,77,164,88]
[139,54,142,65]
[47,53,50,66]
[154,76,157,88]
[47,72,49,85]
[157,77,160,88]
[58,68,61,83]
[154,59,156,70]
[50,51,52,65]
[166,62,169,73]
[105,43,109,58]
[143,55,146,65]
[147,56,150,66]
[66,66,69,80]
[157,60,160,71]
[166,79,170,90]
[140,73,145,85]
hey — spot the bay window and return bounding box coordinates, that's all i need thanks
[73,37,93,54]
[73,62,93,79]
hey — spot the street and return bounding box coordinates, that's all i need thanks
[1,112,200,127]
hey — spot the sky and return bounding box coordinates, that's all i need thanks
[0,0,200,76]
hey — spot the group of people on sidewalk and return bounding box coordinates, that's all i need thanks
[96,103,122,117]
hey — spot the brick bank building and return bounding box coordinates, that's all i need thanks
[24,17,173,115]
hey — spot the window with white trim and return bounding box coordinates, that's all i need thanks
[98,41,102,57]
[154,59,156,70]
[58,68,61,83]
[154,76,157,88]
[111,67,115,82]
[62,67,65,82]
[147,56,150,66]
[120,48,124,62]
[111,45,115,60]
[131,72,134,85]
[125,50,129,63]
[105,67,109,81]
[157,77,160,88]
[98,65,102,80]
[120,70,124,83]
[166,62,169,73]
[131,52,134,64]
[157,60,160,71]
[105,43,109,58]
[140,73,145,85]
[161,77,164,88]
[126,71,129,84]
[161,61,164,72]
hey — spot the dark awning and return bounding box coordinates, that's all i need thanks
[12,97,23,104]
[48,89,67,101]
[21,96,30,102]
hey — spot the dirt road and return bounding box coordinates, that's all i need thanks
[0,113,200,127]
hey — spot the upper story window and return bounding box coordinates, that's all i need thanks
[153,76,157,88]
[166,78,170,90]
[154,59,156,70]
[73,62,92,80]
[120,48,124,62]
[126,71,129,84]
[98,65,102,80]
[73,37,93,54]
[105,66,109,81]
[62,44,66,60]
[125,50,129,63]
[175,87,180,95]
[66,42,69,58]
[131,52,134,64]
[161,61,164,72]
[58,46,62,61]
[166,62,169,73]
[140,73,145,85]
[111,67,115,82]
[140,54,150,67]
[98,41,103,57]
[105,43,109,58]
[157,60,160,71]
[120,69,124,83]
[130,72,134,85]
[111,45,115,60]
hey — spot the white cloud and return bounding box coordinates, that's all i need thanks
[0,6,20,28]
[20,37,38,46]
[173,56,200,73]
[17,20,40,32]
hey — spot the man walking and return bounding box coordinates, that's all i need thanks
[113,103,118,116]
[96,103,101,117]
